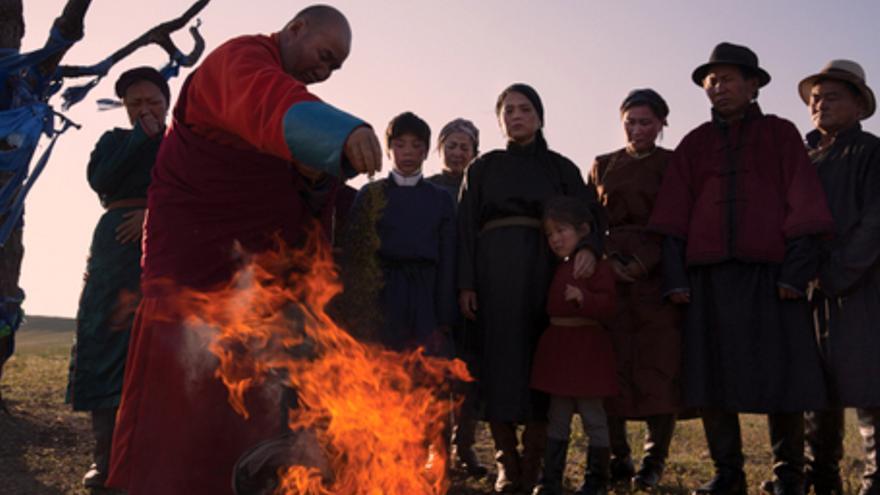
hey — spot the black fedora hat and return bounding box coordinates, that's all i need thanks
[691,42,771,88]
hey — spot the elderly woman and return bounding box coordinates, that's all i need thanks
[66,66,169,489]
[426,118,486,477]
[427,118,479,201]
[458,83,604,493]
[589,89,682,490]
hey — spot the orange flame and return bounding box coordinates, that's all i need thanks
[168,228,471,494]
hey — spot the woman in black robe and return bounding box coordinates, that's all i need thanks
[457,83,604,493]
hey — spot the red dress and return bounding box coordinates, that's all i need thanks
[107,35,364,495]
[531,259,619,398]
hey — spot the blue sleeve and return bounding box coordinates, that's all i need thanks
[283,101,366,179]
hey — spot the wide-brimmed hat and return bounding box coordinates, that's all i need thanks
[691,42,771,88]
[798,59,875,119]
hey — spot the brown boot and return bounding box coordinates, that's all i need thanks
[491,421,522,493]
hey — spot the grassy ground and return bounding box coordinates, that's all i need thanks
[0,317,869,494]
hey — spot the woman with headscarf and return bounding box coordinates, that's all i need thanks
[427,118,480,201]
[426,117,486,477]
[457,83,605,493]
[65,66,169,489]
[589,89,682,490]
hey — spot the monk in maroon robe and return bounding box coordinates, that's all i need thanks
[106,6,381,495]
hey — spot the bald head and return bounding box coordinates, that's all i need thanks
[288,5,350,35]
[278,4,352,85]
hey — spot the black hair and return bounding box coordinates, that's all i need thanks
[543,196,594,232]
[495,83,544,123]
[385,111,431,149]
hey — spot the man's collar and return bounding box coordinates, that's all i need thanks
[711,101,763,126]
[806,122,863,150]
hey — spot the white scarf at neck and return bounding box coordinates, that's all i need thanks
[391,168,422,186]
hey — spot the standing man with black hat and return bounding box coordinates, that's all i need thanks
[648,42,836,495]
[798,59,880,495]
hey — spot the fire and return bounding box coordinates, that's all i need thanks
[168,228,471,494]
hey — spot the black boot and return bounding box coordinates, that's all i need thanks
[608,416,635,484]
[693,410,746,495]
[491,421,522,493]
[82,407,116,489]
[761,413,805,495]
[804,409,844,495]
[694,471,747,495]
[451,418,488,477]
[521,421,548,491]
[532,438,568,495]
[635,414,676,490]
[858,408,880,495]
[577,446,610,495]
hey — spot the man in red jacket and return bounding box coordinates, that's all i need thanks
[649,42,835,495]
[107,6,381,495]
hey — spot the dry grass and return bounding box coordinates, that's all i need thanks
[0,322,869,494]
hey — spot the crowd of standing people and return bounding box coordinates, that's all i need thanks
[1,3,876,495]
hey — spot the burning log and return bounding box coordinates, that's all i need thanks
[233,430,330,495]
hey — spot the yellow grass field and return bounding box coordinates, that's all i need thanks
[0,317,869,494]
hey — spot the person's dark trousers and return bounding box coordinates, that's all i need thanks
[767,412,806,494]
[695,409,746,495]
[858,408,880,495]
[635,414,677,488]
[607,416,635,482]
[83,407,117,488]
[490,421,522,493]
[805,409,845,495]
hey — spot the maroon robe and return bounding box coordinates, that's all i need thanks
[108,35,364,495]
[649,104,834,265]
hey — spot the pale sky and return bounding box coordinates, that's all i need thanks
[21,0,880,317]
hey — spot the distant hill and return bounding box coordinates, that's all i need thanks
[21,315,75,333]
[15,315,75,354]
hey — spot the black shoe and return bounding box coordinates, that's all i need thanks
[532,438,568,495]
[452,447,488,478]
[610,456,635,484]
[693,471,747,495]
[577,446,610,495]
[759,478,805,495]
[82,463,107,489]
[802,470,843,495]
[633,459,665,490]
[860,479,880,495]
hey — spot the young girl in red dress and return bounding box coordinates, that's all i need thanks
[531,196,619,495]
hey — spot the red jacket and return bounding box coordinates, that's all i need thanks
[531,259,619,398]
[649,104,834,264]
